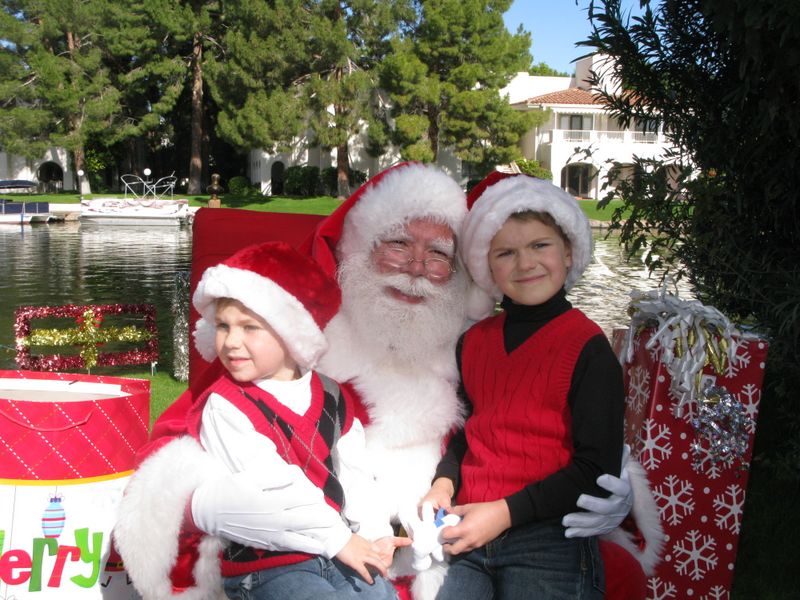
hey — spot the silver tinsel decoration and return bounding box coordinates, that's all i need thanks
[172,270,190,382]
[691,385,754,472]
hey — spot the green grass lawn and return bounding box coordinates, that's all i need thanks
[4,190,628,220]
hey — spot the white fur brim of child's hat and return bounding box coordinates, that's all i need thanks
[338,162,467,259]
[192,241,340,370]
[461,175,592,321]
[193,264,328,369]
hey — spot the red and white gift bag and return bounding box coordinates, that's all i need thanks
[0,370,149,599]
[613,289,768,600]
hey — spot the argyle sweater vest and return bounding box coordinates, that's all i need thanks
[456,308,602,505]
[188,371,352,576]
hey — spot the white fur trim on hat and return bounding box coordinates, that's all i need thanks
[461,175,592,315]
[339,163,466,258]
[192,264,328,369]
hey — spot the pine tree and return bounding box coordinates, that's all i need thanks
[303,1,397,198]
[0,0,122,193]
[378,0,540,170]
[204,0,311,156]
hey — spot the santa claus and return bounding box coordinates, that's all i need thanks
[115,162,660,600]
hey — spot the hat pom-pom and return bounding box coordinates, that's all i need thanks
[465,283,498,322]
[193,318,218,362]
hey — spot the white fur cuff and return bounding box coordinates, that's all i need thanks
[115,437,227,600]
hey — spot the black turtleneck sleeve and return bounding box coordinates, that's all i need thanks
[433,290,624,527]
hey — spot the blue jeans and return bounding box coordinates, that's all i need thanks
[435,518,604,600]
[222,556,398,600]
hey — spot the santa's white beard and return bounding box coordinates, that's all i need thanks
[336,252,467,368]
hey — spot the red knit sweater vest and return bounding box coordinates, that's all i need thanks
[187,372,352,575]
[457,308,601,505]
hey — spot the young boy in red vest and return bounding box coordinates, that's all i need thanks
[421,173,625,599]
[182,241,409,600]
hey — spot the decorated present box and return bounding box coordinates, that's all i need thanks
[612,288,768,600]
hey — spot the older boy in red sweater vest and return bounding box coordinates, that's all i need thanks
[422,173,624,599]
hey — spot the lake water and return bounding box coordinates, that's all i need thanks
[0,220,694,376]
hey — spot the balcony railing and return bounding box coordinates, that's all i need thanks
[563,130,591,142]
[632,131,659,144]
[551,130,665,145]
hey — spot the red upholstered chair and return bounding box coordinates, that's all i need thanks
[188,207,325,382]
[187,206,649,600]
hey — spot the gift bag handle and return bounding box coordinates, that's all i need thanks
[0,406,92,432]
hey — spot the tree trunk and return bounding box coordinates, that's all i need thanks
[72,146,91,195]
[336,140,351,200]
[187,31,204,195]
[428,108,440,163]
[66,30,91,195]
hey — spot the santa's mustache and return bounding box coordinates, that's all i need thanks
[377,271,440,299]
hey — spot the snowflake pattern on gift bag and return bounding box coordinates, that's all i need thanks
[614,323,768,600]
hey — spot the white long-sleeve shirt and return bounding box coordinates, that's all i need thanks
[191,371,391,559]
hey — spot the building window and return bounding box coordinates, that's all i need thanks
[561,163,595,198]
[559,115,589,130]
[634,118,658,133]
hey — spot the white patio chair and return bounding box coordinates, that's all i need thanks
[121,174,145,199]
[153,174,177,199]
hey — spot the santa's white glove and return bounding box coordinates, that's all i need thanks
[562,444,634,538]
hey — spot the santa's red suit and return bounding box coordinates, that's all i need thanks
[114,163,662,600]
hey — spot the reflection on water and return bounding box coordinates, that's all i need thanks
[0,222,192,371]
[0,221,694,373]
[570,233,696,338]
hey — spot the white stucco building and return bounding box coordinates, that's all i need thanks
[504,54,676,198]
[247,124,463,196]
[0,147,77,193]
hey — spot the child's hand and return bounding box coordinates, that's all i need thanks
[335,533,388,584]
[418,477,455,514]
[440,499,511,556]
[372,535,412,568]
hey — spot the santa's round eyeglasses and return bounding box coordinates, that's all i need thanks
[375,246,455,280]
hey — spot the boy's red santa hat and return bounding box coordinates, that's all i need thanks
[305,161,467,276]
[192,241,340,369]
[461,171,593,321]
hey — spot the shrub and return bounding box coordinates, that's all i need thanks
[321,167,338,196]
[227,175,253,196]
[300,166,320,196]
[284,165,321,197]
[320,167,367,196]
[516,159,553,181]
[284,166,305,195]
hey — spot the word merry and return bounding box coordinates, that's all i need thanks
[0,528,103,591]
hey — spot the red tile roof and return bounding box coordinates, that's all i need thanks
[516,88,603,106]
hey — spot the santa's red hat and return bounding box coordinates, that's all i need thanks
[305,162,467,277]
[461,172,593,321]
[192,241,341,369]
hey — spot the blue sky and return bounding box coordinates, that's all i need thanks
[503,1,641,75]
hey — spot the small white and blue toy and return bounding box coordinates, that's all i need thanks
[411,502,462,571]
